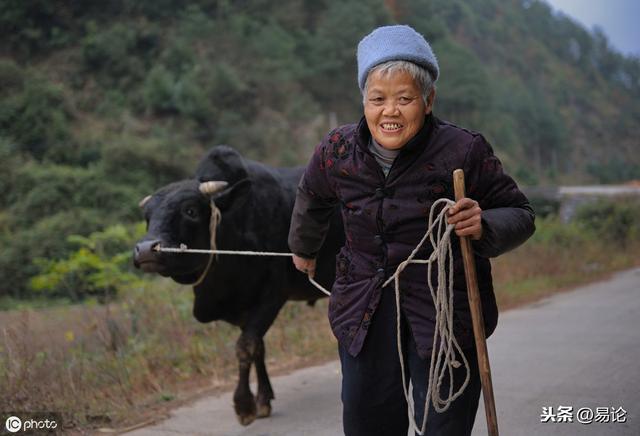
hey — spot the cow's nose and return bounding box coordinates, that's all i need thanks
[133,239,162,267]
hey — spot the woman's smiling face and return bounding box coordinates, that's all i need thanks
[363,69,434,150]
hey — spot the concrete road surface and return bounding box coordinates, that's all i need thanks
[128,268,639,435]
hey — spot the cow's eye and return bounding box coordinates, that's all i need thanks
[184,207,198,219]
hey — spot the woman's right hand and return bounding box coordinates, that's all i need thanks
[292,254,316,278]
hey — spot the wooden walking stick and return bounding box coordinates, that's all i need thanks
[453,169,499,436]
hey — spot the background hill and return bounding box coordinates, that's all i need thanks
[1,0,639,298]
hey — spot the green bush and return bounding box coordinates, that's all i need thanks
[528,215,590,248]
[0,59,24,97]
[81,21,159,87]
[0,0,80,55]
[434,38,491,119]
[177,5,216,42]
[530,198,640,249]
[528,195,560,218]
[0,209,105,298]
[142,66,179,114]
[30,223,145,301]
[9,163,140,228]
[162,38,196,74]
[98,137,192,192]
[587,159,640,184]
[0,140,188,299]
[8,162,85,226]
[574,198,640,246]
[0,137,23,208]
[0,76,71,159]
[143,60,248,128]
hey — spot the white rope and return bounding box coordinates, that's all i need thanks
[157,246,295,257]
[153,226,331,295]
[154,197,469,432]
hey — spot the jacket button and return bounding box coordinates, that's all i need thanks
[374,187,385,199]
[374,235,383,245]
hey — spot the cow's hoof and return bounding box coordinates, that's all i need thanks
[234,400,257,426]
[256,401,271,418]
[237,412,256,426]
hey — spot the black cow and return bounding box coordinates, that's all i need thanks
[133,145,342,425]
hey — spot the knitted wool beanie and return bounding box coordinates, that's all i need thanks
[357,25,439,91]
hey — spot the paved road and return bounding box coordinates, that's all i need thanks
[129,268,640,435]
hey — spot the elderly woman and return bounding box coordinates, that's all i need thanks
[288,25,534,436]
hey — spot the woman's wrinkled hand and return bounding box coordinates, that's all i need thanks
[292,254,317,278]
[447,197,483,240]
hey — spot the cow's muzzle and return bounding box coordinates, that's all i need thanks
[133,239,164,272]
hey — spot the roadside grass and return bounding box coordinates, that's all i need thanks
[0,280,336,431]
[1,205,639,431]
[492,213,640,309]
[494,246,637,308]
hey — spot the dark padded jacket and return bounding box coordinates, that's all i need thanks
[288,114,535,358]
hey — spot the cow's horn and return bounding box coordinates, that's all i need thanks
[199,181,229,195]
[138,195,152,208]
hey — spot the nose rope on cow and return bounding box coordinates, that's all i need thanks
[154,198,468,434]
[189,199,222,287]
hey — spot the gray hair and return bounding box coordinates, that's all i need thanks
[362,60,435,105]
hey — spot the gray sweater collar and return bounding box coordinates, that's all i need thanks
[368,138,400,176]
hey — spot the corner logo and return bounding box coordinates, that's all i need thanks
[5,416,22,433]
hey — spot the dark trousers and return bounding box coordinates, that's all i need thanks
[339,287,482,436]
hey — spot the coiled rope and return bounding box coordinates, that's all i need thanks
[382,198,470,435]
[153,198,469,434]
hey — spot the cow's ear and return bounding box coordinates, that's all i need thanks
[210,178,252,212]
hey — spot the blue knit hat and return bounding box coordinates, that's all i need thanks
[357,25,439,91]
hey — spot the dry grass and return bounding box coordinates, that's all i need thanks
[0,282,336,431]
[492,219,640,309]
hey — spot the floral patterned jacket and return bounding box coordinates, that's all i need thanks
[288,114,535,358]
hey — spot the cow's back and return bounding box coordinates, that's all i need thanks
[201,150,342,303]
[243,161,343,301]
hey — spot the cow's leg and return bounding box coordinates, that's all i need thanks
[234,333,258,426]
[233,334,274,420]
[254,338,274,418]
[233,295,285,425]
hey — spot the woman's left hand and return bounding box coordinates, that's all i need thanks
[447,197,483,240]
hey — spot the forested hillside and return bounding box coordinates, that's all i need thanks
[1,0,639,299]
